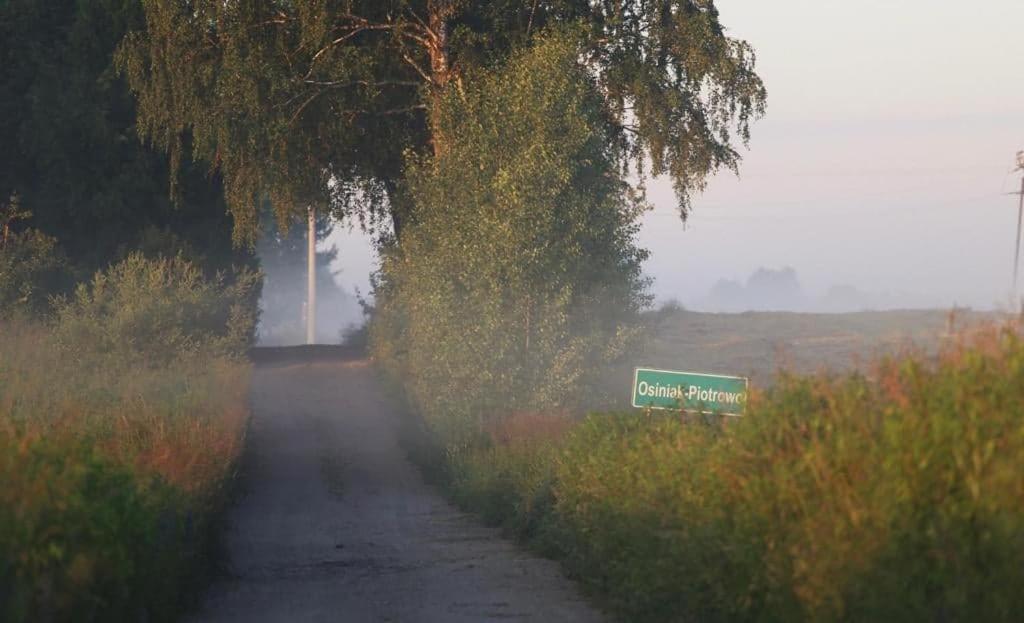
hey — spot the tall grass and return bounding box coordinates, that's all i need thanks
[435,322,1024,622]
[1,321,248,494]
[0,254,255,623]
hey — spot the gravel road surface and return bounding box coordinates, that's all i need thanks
[188,359,604,623]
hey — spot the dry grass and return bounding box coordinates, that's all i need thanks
[485,411,575,446]
[597,307,1010,402]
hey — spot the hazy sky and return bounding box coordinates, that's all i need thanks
[327,0,1024,310]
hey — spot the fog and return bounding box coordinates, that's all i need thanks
[324,0,1024,314]
[661,0,1024,312]
[256,219,363,346]
[699,266,950,313]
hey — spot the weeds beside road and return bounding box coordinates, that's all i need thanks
[0,254,255,623]
[423,322,1024,622]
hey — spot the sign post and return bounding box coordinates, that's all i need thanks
[631,368,749,417]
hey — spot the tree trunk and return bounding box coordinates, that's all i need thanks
[427,0,453,157]
[306,206,317,345]
[386,1,453,239]
[387,179,411,241]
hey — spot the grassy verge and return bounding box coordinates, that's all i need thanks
[421,323,1024,622]
[0,320,249,622]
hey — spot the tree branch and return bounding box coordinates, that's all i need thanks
[303,24,394,80]
[401,51,433,84]
[302,79,420,88]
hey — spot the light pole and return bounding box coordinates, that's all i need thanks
[1012,152,1024,307]
[307,206,317,345]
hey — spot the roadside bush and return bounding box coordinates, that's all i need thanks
[447,413,572,539]
[439,323,1024,622]
[53,252,259,364]
[0,434,183,623]
[0,254,253,622]
[371,32,650,445]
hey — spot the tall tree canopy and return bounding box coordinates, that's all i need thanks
[0,0,250,276]
[118,0,765,244]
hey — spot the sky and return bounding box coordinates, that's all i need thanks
[325,0,1024,311]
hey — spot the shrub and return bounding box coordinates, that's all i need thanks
[1,247,253,623]
[436,323,1024,622]
[448,413,572,539]
[53,253,259,365]
[371,32,650,445]
[0,317,250,623]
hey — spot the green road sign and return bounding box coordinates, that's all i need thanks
[632,368,749,416]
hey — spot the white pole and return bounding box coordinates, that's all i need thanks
[307,206,317,345]
[1014,175,1023,306]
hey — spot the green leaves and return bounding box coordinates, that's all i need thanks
[52,253,260,366]
[0,222,71,318]
[435,324,1024,622]
[117,1,764,241]
[0,0,249,276]
[0,322,251,623]
[116,0,419,243]
[371,33,650,443]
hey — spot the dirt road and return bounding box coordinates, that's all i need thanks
[189,359,604,623]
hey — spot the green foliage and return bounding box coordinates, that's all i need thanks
[117,0,765,241]
[0,0,251,275]
[437,324,1024,622]
[0,436,185,623]
[0,316,251,622]
[371,34,650,444]
[446,414,571,544]
[53,254,259,365]
[0,227,71,317]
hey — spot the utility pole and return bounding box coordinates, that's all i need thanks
[306,206,317,345]
[1013,152,1024,307]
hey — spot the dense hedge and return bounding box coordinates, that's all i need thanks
[440,323,1024,622]
[1,435,187,622]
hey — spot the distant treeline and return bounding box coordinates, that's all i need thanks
[701,267,945,313]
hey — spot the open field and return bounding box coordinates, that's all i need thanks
[631,307,1005,387]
